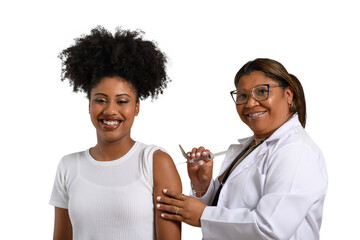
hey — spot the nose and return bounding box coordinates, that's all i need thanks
[103,101,117,115]
[244,95,259,108]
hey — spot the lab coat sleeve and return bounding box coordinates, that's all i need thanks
[200,142,328,240]
[190,178,217,205]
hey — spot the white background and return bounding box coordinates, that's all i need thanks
[1,0,359,239]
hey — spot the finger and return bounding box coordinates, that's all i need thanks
[198,160,213,182]
[187,158,210,168]
[189,147,211,158]
[187,159,201,167]
[187,160,201,170]
[186,151,191,159]
[156,202,180,214]
[194,157,212,169]
[201,149,211,157]
[163,188,182,198]
[195,146,205,158]
[156,196,182,208]
[160,212,184,222]
[190,148,198,159]
[179,193,186,201]
[199,159,213,173]
[202,157,213,165]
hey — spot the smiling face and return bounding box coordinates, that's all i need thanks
[236,71,293,139]
[89,76,139,144]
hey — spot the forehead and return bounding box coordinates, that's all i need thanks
[91,77,136,95]
[237,71,278,89]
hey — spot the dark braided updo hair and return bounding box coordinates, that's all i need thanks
[234,58,307,128]
[59,26,170,100]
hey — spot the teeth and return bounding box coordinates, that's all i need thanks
[248,111,265,117]
[103,120,120,126]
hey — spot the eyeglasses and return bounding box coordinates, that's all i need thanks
[230,84,286,105]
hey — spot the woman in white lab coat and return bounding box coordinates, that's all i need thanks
[156,58,328,239]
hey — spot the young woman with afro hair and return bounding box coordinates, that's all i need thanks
[49,26,181,240]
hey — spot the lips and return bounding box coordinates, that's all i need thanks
[247,111,266,118]
[103,120,120,126]
[99,118,122,129]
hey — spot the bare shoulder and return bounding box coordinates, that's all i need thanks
[152,149,181,189]
[153,150,175,168]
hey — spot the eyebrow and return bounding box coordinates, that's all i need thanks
[237,84,268,91]
[93,93,131,98]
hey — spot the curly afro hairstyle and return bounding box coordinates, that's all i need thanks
[59,26,170,100]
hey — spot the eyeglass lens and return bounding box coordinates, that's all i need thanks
[234,85,269,104]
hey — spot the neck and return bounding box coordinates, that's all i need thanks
[254,137,265,145]
[90,137,135,161]
[254,131,273,140]
[254,113,294,140]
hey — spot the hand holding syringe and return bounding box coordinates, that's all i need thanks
[177,144,227,165]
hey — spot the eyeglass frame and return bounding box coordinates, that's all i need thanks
[230,84,287,105]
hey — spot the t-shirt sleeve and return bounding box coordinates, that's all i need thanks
[49,159,69,209]
[141,144,167,188]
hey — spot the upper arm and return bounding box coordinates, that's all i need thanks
[153,150,182,240]
[265,143,327,195]
[53,207,72,240]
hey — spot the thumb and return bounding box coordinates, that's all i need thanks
[198,160,213,178]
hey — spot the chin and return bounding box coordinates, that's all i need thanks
[249,125,268,137]
[99,132,130,143]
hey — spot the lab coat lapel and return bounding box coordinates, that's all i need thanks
[218,137,255,177]
[228,141,267,179]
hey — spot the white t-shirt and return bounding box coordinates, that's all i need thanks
[50,142,163,240]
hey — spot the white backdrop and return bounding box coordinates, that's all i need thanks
[1,0,359,239]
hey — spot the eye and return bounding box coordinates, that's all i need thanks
[117,100,129,104]
[95,98,107,104]
[254,87,268,97]
[237,93,248,100]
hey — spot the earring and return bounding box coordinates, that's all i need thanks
[289,101,295,112]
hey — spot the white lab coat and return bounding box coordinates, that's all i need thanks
[193,116,328,240]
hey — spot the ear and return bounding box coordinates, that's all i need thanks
[285,87,294,105]
[135,101,140,116]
